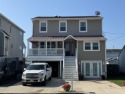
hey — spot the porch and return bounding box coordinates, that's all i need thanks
[26,35,79,80]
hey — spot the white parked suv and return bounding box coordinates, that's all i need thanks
[22,63,52,86]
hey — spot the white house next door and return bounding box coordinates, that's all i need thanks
[82,61,102,78]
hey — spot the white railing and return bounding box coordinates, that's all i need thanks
[28,48,64,56]
[75,48,79,79]
[75,48,78,68]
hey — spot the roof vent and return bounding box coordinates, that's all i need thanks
[95,11,100,16]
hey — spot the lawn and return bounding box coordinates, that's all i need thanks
[107,76,125,86]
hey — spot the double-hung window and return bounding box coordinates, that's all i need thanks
[59,21,67,32]
[40,21,47,33]
[93,42,99,50]
[79,21,87,32]
[85,42,91,50]
[84,42,100,51]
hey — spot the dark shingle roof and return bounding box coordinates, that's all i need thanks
[33,16,102,19]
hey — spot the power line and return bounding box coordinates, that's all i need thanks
[103,32,125,35]
[107,35,125,41]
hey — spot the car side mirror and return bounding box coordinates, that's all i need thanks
[46,68,49,71]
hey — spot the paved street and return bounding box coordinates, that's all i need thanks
[0,78,125,94]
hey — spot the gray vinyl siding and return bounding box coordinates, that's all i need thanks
[0,31,4,56]
[0,17,24,60]
[78,41,105,73]
[118,47,125,73]
[1,18,11,35]
[33,19,102,37]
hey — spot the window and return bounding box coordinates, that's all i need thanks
[51,42,56,48]
[85,43,91,50]
[57,41,62,48]
[47,42,57,49]
[93,42,99,50]
[84,42,100,51]
[40,42,45,48]
[79,21,87,32]
[47,42,51,48]
[59,21,67,32]
[40,21,47,32]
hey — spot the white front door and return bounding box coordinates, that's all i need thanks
[84,61,101,78]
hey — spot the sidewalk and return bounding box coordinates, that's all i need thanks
[57,80,125,94]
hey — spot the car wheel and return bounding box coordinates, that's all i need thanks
[22,82,27,86]
[42,77,46,86]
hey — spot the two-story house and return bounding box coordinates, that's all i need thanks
[0,13,25,61]
[27,16,106,80]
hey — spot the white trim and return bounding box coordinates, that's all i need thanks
[39,21,47,33]
[79,20,87,32]
[83,41,100,51]
[26,56,63,61]
[59,20,67,33]
[64,35,77,40]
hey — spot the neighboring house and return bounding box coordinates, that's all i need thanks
[118,45,125,74]
[27,15,106,80]
[106,49,121,64]
[0,13,25,61]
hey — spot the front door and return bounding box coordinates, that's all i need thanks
[84,61,100,78]
[64,41,76,56]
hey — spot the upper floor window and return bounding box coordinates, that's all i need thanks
[59,21,67,32]
[40,21,47,33]
[84,42,100,51]
[79,20,87,32]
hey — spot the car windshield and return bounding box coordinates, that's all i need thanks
[27,65,44,70]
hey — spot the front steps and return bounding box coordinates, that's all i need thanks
[63,56,78,81]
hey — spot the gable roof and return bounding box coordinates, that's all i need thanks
[0,13,25,33]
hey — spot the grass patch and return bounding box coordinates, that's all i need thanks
[107,76,125,86]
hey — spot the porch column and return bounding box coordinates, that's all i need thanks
[63,41,65,68]
[46,41,47,56]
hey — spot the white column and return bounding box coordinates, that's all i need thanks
[46,41,47,56]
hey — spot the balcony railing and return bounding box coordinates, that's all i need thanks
[28,48,64,56]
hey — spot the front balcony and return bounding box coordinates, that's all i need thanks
[27,48,64,61]
[28,48,64,56]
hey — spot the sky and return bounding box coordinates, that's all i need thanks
[0,0,125,49]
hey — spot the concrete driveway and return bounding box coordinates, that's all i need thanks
[0,78,125,94]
